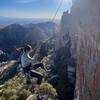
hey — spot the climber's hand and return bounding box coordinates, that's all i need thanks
[43,71,48,77]
[43,69,51,77]
[44,68,48,73]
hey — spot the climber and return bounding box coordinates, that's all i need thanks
[16,45,48,95]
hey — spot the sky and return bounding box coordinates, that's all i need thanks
[0,0,72,19]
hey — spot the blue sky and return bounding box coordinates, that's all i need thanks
[0,0,72,19]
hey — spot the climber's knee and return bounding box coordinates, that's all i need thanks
[33,63,45,70]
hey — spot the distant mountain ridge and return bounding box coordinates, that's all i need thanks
[0,16,60,25]
[24,21,57,36]
[0,24,44,54]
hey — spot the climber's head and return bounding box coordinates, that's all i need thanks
[24,45,33,53]
[16,45,33,53]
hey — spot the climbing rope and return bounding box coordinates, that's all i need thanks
[51,0,64,22]
[34,0,64,53]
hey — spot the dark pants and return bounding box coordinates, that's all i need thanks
[23,63,44,85]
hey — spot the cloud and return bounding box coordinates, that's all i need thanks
[16,0,38,3]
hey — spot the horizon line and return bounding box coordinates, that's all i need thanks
[0,15,61,20]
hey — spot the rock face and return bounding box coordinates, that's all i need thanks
[70,0,100,100]
[53,0,100,100]
[56,0,100,100]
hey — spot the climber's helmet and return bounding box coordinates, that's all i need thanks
[24,45,33,53]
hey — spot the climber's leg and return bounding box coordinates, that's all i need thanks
[30,70,43,94]
[30,70,43,85]
[33,62,45,70]
[35,84,40,94]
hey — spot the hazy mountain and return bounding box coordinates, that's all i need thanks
[0,25,5,29]
[24,21,57,36]
[0,24,44,54]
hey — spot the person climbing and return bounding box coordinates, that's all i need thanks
[16,45,48,96]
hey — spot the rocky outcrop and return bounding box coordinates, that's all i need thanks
[50,11,77,99]
[0,61,57,100]
[0,61,17,85]
[52,45,76,100]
